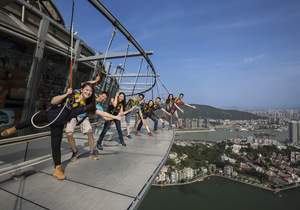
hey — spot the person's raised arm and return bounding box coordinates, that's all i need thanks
[161,107,172,116]
[95,110,121,121]
[112,92,119,107]
[82,74,101,86]
[51,88,72,105]
[184,103,196,109]
[174,103,184,113]
[123,105,136,115]
[119,105,124,116]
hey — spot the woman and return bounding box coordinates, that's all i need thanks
[173,93,196,128]
[136,100,155,136]
[96,92,127,150]
[165,94,183,128]
[150,97,171,130]
[66,91,121,162]
[124,98,136,139]
[1,83,120,180]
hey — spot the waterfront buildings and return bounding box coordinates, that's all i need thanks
[289,121,300,144]
[224,165,234,176]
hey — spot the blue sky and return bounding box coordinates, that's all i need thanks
[53,0,300,109]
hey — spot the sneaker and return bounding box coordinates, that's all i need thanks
[53,165,65,180]
[90,150,99,160]
[148,132,153,136]
[96,142,103,151]
[121,142,127,147]
[126,134,132,139]
[70,151,79,162]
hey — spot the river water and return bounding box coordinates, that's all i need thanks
[138,129,297,210]
[139,176,300,210]
[175,128,288,142]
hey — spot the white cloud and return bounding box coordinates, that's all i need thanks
[243,54,265,64]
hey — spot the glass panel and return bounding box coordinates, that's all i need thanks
[0,35,34,135]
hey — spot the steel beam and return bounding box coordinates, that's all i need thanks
[120,87,150,91]
[15,0,95,55]
[107,73,158,78]
[77,51,153,62]
[72,39,82,86]
[120,82,153,86]
[21,17,49,121]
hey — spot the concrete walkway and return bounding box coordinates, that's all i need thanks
[0,129,174,210]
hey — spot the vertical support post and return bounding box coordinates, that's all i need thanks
[131,58,144,95]
[21,17,49,121]
[92,52,100,77]
[93,52,102,92]
[118,43,130,84]
[71,39,82,86]
[21,5,25,22]
[102,62,112,91]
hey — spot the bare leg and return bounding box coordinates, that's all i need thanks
[87,131,95,152]
[87,131,98,160]
[137,110,151,133]
[126,123,131,136]
[142,118,151,133]
[67,133,77,152]
[174,111,179,128]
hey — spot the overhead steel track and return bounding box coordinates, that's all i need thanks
[77,51,153,62]
[88,0,157,96]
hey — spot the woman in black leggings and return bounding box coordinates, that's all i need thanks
[1,83,96,180]
[96,92,126,150]
[136,100,155,136]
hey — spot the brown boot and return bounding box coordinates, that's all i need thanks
[1,127,16,137]
[53,165,65,180]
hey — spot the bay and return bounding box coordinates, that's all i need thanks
[139,176,300,210]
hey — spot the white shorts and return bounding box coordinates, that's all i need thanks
[65,117,92,134]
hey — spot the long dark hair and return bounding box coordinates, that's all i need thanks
[117,92,127,108]
[148,100,154,108]
[166,94,174,104]
[81,82,96,114]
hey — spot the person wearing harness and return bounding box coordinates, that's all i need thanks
[164,94,176,128]
[172,93,197,128]
[136,100,155,136]
[123,97,138,139]
[96,91,127,151]
[0,82,97,180]
[150,97,172,130]
[66,91,119,161]
[175,93,196,109]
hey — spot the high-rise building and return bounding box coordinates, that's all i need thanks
[178,118,184,128]
[192,118,198,128]
[289,121,299,144]
[298,121,300,144]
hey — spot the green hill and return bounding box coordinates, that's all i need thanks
[176,104,264,120]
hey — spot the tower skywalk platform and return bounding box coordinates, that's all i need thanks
[0,128,174,210]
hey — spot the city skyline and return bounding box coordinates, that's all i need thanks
[54,0,300,109]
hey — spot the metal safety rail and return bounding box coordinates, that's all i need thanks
[0,0,162,180]
[87,0,158,96]
[0,122,99,179]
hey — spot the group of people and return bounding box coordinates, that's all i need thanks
[0,75,196,180]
